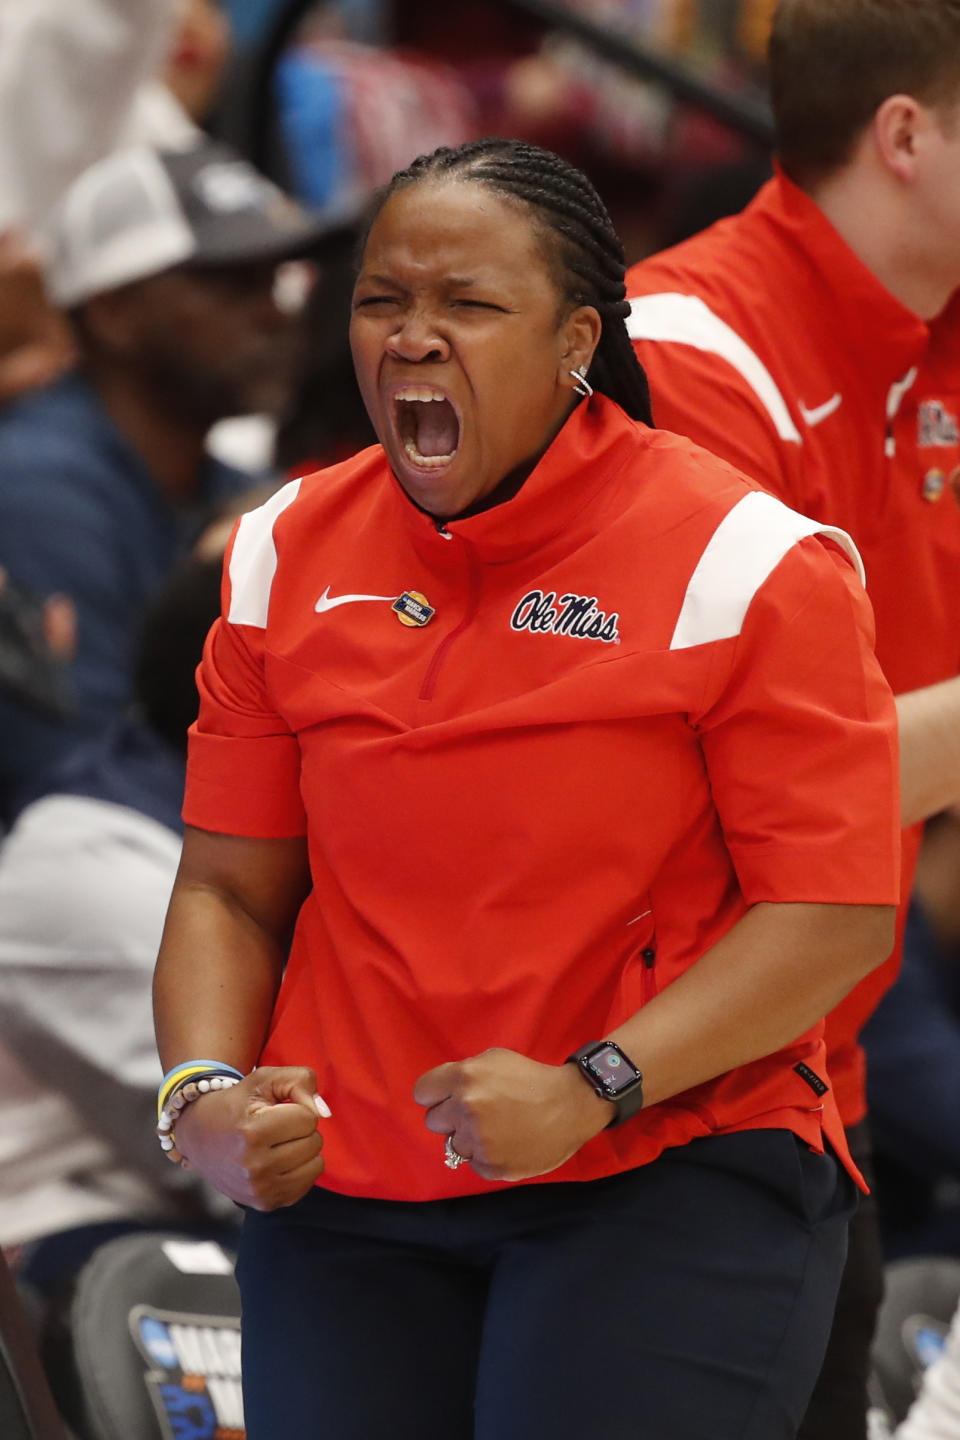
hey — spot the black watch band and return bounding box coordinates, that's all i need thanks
[566,1041,644,1128]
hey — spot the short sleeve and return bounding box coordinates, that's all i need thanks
[182,525,306,839]
[694,536,900,905]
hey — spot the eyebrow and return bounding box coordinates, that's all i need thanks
[357,272,484,291]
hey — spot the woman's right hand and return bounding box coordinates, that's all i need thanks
[172,1066,327,1210]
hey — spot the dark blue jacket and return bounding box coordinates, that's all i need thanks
[51,718,187,838]
[864,904,960,1184]
[0,371,252,821]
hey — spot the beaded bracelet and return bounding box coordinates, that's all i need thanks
[157,1059,245,1120]
[157,1062,245,1165]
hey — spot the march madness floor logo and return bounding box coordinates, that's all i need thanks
[130,1305,245,1440]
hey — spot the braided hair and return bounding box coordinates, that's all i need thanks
[367,139,653,427]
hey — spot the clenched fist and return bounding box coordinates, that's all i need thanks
[414,1047,612,1183]
[174,1065,328,1210]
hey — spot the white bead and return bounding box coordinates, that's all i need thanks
[198,1079,210,1092]
[157,1113,172,1131]
[159,1135,174,1151]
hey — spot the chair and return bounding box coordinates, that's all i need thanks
[870,1255,960,1424]
[42,1232,243,1440]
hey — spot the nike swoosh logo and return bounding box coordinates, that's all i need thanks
[315,587,397,613]
[798,393,843,427]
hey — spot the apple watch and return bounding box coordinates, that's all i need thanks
[566,1041,645,1127]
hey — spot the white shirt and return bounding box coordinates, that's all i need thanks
[0,0,196,235]
[0,794,220,1246]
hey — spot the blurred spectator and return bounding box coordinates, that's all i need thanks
[0,0,222,492]
[864,904,960,1260]
[0,546,237,1305]
[256,1,773,268]
[0,568,75,727]
[0,0,227,443]
[275,29,476,217]
[398,1,763,180]
[0,136,340,823]
[0,234,75,404]
[864,813,960,1262]
[163,0,234,127]
[273,238,377,474]
[893,1308,960,1438]
[0,0,177,236]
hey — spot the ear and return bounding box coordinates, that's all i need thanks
[558,304,602,387]
[872,93,932,182]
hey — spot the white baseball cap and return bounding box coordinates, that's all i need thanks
[44,137,354,309]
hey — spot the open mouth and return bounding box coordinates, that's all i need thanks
[393,386,461,469]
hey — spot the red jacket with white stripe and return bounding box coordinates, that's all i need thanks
[184,396,899,1201]
[627,171,960,1126]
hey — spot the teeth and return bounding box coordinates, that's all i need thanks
[404,438,455,467]
[394,386,449,403]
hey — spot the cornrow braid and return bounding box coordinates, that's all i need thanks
[370,139,653,427]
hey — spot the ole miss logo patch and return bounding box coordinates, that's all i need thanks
[510,590,620,644]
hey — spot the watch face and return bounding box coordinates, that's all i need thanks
[587,1045,639,1096]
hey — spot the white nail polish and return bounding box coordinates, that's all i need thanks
[314,1094,332,1118]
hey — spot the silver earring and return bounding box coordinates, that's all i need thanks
[570,365,594,399]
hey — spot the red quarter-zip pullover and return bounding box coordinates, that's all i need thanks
[184,396,899,1200]
[626,170,960,1125]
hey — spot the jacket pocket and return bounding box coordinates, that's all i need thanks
[612,901,658,1020]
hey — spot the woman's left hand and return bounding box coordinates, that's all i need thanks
[414,1047,613,1182]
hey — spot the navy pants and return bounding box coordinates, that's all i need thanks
[237,1130,854,1440]
[796,1120,883,1440]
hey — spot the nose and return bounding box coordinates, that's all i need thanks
[384,311,450,364]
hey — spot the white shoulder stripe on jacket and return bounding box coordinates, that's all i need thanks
[670,490,864,651]
[227,477,302,628]
[627,293,802,445]
[223,480,862,649]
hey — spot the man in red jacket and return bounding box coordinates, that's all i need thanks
[626,2,960,1437]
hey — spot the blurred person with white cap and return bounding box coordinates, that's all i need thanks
[0,136,347,824]
[0,0,180,238]
[0,0,230,415]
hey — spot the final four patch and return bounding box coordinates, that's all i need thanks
[130,1306,244,1439]
[392,591,435,627]
[510,590,620,644]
